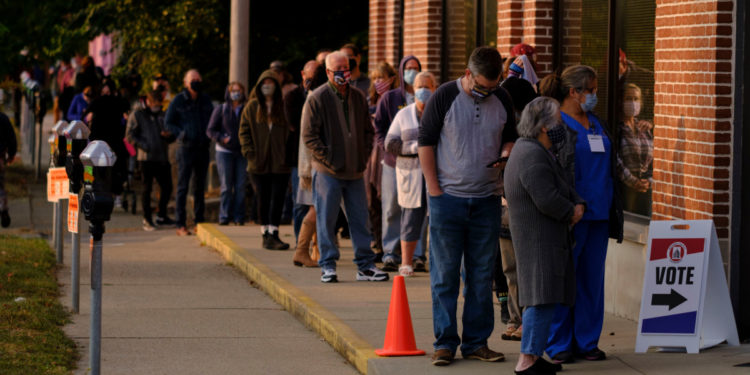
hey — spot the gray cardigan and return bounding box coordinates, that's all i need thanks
[504,138,584,307]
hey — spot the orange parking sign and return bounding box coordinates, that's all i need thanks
[47,167,69,202]
[68,193,79,233]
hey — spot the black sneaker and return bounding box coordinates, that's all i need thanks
[264,231,290,250]
[577,347,606,361]
[155,216,175,226]
[218,220,230,226]
[551,350,575,364]
[1,210,10,228]
[142,218,156,232]
[356,266,389,281]
[413,258,427,272]
[321,268,338,283]
[381,257,398,272]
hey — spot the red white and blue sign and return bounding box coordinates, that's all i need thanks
[639,237,705,335]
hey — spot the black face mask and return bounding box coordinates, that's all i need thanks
[303,78,312,90]
[349,58,357,71]
[190,80,202,93]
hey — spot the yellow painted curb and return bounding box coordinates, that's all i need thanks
[197,223,377,374]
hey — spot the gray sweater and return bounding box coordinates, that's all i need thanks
[504,138,584,307]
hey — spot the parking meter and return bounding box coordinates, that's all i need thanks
[78,140,116,375]
[63,120,90,314]
[80,140,117,235]
[51,120,68,167]
[64,121,90,194]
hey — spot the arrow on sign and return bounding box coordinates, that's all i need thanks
[651,289,687,310]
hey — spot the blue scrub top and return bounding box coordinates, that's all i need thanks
[561,111,613,221]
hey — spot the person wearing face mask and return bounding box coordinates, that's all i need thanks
[207,82,248,226]
[301,51,387,283]
[340,43,370,97]
[418,47,517,366]
[384,71,435,277]
[504,97,584,375]
[165,69,215,236]
[541,65,624,364]
[127,91,176,230]
[368,61,399,114]
[374,55,424,273]
[239,70,292,250]
[618,83,653,215]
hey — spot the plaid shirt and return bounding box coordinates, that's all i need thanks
[618,119,653,188]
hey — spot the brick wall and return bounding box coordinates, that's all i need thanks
[384,0,402,67]
[369,0,387,73]
[444,0,469,80]
[652,0,734,239]
[561,0,582,66]
[403,0,443,77]
[497,0,524,57]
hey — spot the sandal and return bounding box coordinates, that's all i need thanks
[399,265,414,277]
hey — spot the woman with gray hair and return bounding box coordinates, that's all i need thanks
[504,96,586,375]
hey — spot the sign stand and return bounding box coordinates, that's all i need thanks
[635,220,739,353]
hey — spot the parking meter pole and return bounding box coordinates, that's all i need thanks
[89,223,104,375]
[51,121,68,265]
[55,201,64,264]
[64,121,89,314]
[52,202,59,260]
[71,224,81,313]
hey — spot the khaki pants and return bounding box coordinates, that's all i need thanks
[499,205,522,327]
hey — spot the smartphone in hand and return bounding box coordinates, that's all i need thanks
[486,156,509,168]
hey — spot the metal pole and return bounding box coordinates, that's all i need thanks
[71,217,80,313]
[55,201,64,264]
[52,201,60,262]
[89,235,103,375]
[229,0,250,90]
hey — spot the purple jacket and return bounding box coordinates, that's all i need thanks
[374,55,421,167]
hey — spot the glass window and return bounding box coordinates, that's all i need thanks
[443,0,496,81]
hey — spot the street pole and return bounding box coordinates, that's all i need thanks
[229,0,250,90]
[64,120,90,314]
[72,218,80,312]
[55,200,63,264]
[89,229,104,375]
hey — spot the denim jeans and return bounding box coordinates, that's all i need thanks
[428,193,501,354]
[381,164,426,262]
[290,167,309,241]
[521,304,557,356]
[312,170,375,271]
[215,151,247,223]
[175,145,209,227]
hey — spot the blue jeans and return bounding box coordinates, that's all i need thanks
[546,220,609,356]
[175,146,209,227]
[428,193,501,354]
[381,164,426,262]
[521,304,557,356]
[215,151,247,223]
[312,170,375,271]
[291,167,309,241]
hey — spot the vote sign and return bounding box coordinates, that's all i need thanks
[636,220,739,353]
[640,237,704,335]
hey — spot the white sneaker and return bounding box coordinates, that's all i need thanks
[114,195,123,208]
[356,266,389,281]
[321,268,338,283]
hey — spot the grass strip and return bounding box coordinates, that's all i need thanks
[0,234,77,374]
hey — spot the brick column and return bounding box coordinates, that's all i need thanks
[521,0,555,76]
[369,0,387,73]
[652,0,734,241]
[403,0,443,77]
[561,0,582,66]
[497,0,524,58]
[384,0,402,67]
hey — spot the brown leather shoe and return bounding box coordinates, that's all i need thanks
[431,349,454,366]
[463,346,505,362]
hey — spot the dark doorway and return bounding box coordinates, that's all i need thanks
[731,0,750,341]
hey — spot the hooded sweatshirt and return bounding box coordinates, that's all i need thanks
[239,70,291,174]
[374,55,422,167]
[206,86,245,155]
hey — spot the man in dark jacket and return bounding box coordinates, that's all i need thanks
[0,112,17,227]
[165,69,214,236]
[301,52,388,283]
[374,55,427,272]
[127,91,176,231]
[284,60,320,239]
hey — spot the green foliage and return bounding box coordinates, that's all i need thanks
[0,235,78,374]
[55,0,230,97]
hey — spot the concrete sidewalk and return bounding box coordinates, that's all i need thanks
[198,223,750,375]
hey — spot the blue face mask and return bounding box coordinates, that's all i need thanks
[415,88,432,104]
[580,93,598,112]
[403,69,418,85]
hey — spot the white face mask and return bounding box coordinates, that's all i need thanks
[623,100,641,117]
[261,84,275,97]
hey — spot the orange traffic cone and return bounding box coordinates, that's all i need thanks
[375,275,425,356]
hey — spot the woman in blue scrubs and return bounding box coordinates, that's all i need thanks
[542,65,624,364]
